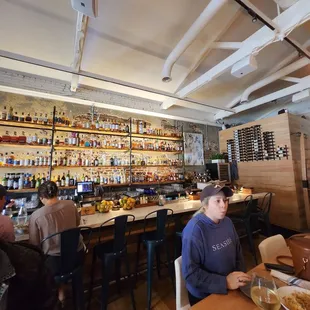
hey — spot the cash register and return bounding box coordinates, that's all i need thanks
[76,181,101,209]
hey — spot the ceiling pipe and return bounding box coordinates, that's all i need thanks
[235,76,310,113]
[161,0,229,83]
[239,57,310,103]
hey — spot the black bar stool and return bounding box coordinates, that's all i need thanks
[230,195,258,265]
[88,214,136,310]
[252,192,273,236]
[41,226,92,310]
[174,214,187,259]
[135,208,175,310]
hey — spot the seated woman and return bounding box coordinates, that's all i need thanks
[29,181,84,276]
[182,184,251,306]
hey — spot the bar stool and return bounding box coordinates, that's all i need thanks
[174,214,187,259]
[252,192,273,237]
[135,208,175,310]
[88,215,136,310]
[41,226,92,310]
[230,195,258,265]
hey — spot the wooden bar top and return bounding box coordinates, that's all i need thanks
[15,192,270,241]
[192,263,286,310]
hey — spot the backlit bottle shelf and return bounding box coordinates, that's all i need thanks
[131,133,183,141]
[52,165,130,169]
[0,143,51,149]
[0,165,49,169]
[0,120,53,131]
[54,146,129,152]
[131,149,182,154]
[55,126,129,137]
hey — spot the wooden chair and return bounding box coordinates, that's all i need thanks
[174,256,190,310]
[258,234,290,263]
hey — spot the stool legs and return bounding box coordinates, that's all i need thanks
[134,236,141,285]
[125,253,137,310]
[87,251,97,310]
[155,247,161,279]
[101,258,112,310]
[115,258,122,294]
[146,243,155,310]
[72,267,85,310]
[166,243,175,294]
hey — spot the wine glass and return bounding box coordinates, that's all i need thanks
[250,273,280,310]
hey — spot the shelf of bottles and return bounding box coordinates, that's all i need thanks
[0,106,185,192]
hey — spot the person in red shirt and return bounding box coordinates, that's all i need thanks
[0,185,15,242]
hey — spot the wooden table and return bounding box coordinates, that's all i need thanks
[192,263,287,310]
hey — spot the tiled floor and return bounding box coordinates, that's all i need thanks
[63,234,265,310]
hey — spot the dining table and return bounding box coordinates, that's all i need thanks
[192,261,291,310]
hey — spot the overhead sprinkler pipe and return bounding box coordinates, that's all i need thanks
[161,0,229,82]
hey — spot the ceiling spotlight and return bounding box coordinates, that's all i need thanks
[252,16,258,23]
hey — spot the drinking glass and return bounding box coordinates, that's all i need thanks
[250,273,280,310]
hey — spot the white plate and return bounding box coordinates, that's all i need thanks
[277,286,310,310]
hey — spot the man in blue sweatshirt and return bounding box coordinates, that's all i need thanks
[182,185,251,306]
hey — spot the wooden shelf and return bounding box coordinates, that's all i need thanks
[0,165,49,169]
[131,133,183,141]
[0,120,52,131]
[52,165,130,169]
[132,149,182,154]
[54,146,129,152]
[8,188,38,193]
[55,126,129,137]
[0,143,50,149]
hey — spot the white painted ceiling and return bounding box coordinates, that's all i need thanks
[0,0,310,124]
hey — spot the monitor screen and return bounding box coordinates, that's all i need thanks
[76,181,94,194]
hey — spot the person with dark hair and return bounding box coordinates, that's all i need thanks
[182,185,251,306]
[29,181,83,272]
[0,185,15,242]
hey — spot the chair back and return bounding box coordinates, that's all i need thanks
[259,192,273,215]
[99,214,135,253]
[144,208,173,240]
[242,195,257,219]
[258,234,290,263]
[41,227,88,275]
[174,256,190,310]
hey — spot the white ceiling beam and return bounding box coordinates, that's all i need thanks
[176,0,310,99]
[263,39,310,77]
[160,4,241,110]
[215,75,310,119]
[280,76,302,83]
[210,42,242,50]
[70,12,88,92]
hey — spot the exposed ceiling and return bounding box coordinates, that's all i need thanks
[0,0,310,125]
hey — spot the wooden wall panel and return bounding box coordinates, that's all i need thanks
[219,113,308,231]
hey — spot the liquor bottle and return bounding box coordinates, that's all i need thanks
[125,123,129,133]
[33,113,38,124]
[65,171,70,187]
[56,175,61,187]
[110,157,114,166]
[13,112,19,122]
[73,173,78,186]
[1,106,7,120]
[139,121,143,134]
[19,112,25,122]
[25,113,32,122]
[77,153,82,166]
[61,173,65,187]
[18,174,24,190]
[43,114,48,125]
[7,174,14,190]
[41,173,46,184]
[94,156,99,166]
[2,174,8,189]
[7,107,13,121]
[35,173,41,188]
[38,113,43,124]
[31,175,36,188]
[13,174,19,190]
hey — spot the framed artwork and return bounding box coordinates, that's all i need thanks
[184,132,204,166]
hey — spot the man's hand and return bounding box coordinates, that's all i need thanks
[226,271,251,290]
[6,199,15,209]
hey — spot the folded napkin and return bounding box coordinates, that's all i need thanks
[271,269,310,290]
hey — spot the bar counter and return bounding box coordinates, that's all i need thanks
[16,192,270,241]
